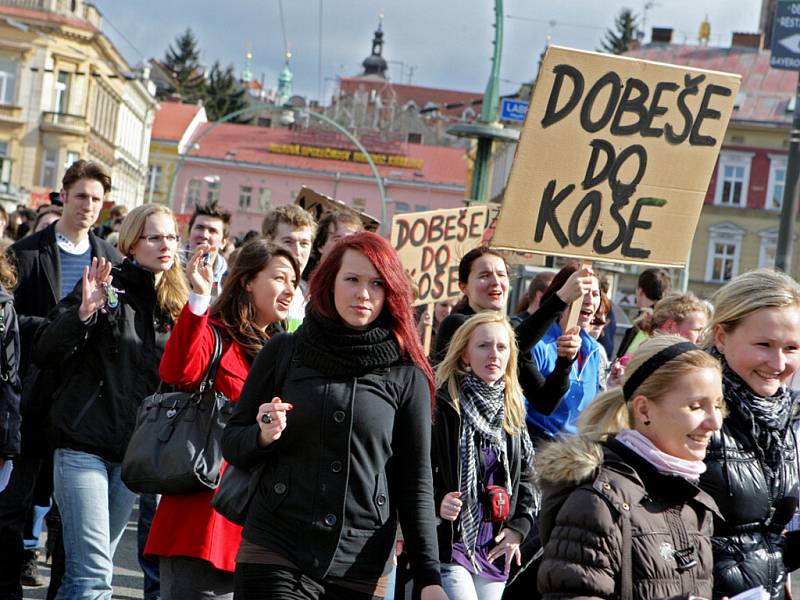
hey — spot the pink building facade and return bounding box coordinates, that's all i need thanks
[169,122,468,237]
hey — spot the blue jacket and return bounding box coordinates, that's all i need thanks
[527,322,603,437]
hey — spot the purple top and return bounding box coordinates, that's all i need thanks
[451,446,508,582]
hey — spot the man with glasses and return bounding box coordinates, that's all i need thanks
[1,160,120,599]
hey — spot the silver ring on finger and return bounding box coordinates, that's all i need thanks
[261,412,273,425]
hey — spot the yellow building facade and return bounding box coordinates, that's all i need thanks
[0,0,157,210]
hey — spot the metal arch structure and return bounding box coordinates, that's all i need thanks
[166,104,389,233]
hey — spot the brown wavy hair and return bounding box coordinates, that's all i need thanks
[211,239,299,360]
[0,250,16,290]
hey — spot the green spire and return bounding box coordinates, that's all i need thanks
[242,49,253,83]
[277,51,293,106]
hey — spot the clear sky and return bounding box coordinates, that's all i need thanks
[91,0,763,103]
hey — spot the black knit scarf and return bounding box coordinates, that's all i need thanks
[295,310,401,378]
[709,347,795,467]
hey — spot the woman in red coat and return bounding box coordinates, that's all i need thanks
[145,239,299,599]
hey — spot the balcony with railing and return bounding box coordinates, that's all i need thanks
[0,104,23,124]
[0,0,102,28]
[40,111,89,135]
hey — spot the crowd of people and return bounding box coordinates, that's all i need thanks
[0,159,799,600]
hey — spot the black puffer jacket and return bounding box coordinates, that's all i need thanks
[431,386,537,563]
[699,401,799,599]
[33,261,173,463]
[222,333,441,588]
[537,435,719,600]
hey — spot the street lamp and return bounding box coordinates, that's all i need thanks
[447,0,519,205]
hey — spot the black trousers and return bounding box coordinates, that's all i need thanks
[234,564,380,600]
[0,456,42,600]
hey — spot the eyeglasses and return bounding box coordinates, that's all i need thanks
[139,234,179,244]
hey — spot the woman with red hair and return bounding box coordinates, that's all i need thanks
[222,232,446,600]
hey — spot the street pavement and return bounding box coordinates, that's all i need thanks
[22,502,144,600]
[18,504,800,600]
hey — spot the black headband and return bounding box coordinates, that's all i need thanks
[622,341,699,402]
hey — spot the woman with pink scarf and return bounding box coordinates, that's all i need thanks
[534,336,724,600]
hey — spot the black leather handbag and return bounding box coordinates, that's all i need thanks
[210,461,263,525]
[212,335,294,523]
[122,326,233,495]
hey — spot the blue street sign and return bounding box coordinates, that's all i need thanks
[500,98,529,123]
[771,0,800,70]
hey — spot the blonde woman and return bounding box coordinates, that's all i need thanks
[700,269,800,600]
[537,336,723,600]
[432,312,537,600]
[34,204,188,599]
[634,292,710,345]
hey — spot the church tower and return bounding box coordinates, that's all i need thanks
[277,51,293,106]
[361,18,388,78]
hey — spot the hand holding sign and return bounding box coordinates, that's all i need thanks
[556,327,582,361]
[556,267,595,304]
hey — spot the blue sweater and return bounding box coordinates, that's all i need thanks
[527,322,603,437]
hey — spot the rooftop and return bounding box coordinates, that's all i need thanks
[152,101,205,142]
[625,44,795,125]
[185,122,468,186]
[338,77,482,119]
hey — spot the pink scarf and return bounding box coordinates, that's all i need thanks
[615,429,706,480]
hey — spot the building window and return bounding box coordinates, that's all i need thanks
[0,141,11,192]
[239,186,252,211]
[146,165,162,193]
[41,148,58,189]
[708,241,739,282]
[0,58,17,105]
[407,132,422,144]
[207,179,220,204]
[258,187,271,212]
[766,155,787,211]
[415,204,428,212]
[65,151,79,169]
[55,71,70,114]
[395,201,410,212]
[714,152,752,207]
[352,197,366,211]
[704,223,745,283]
[758,229,779,269]
[186,179,202,208]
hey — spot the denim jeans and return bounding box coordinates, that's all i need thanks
[440,563,505,600]
[53,448,137,600]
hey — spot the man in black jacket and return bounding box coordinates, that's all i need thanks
[0,160,119,600]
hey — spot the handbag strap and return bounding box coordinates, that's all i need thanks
[620,507,633,600]
[197,325,224,393]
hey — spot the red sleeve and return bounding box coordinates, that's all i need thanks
[159,303,215,388]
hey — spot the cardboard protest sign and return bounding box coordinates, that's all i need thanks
[295,186,380,232]
[492,46,740,267]
[391,205,498,306]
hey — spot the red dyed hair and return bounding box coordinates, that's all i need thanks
[308,231,435,400]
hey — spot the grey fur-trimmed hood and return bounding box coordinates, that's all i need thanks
[535,434,605,486]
